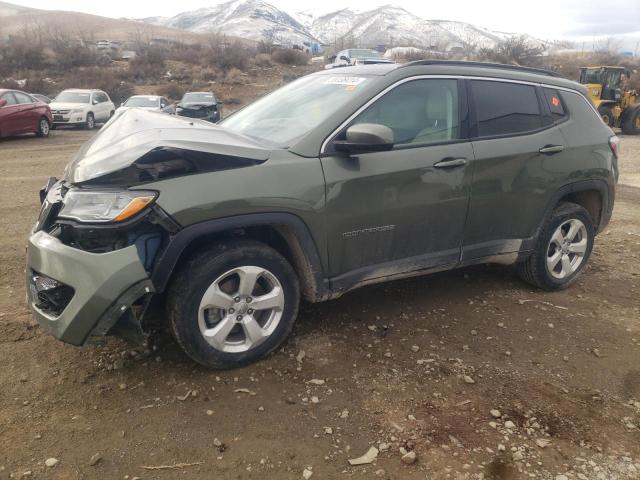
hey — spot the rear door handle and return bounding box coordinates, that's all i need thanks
[434,157,467,168]
[539,144,565,154]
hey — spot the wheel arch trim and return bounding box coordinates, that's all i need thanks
[151,212,328,300]
[542,179,612,235]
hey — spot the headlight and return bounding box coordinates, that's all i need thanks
[70,109,85,114]
[59,190,157,223]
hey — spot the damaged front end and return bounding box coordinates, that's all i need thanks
[27,109,272,345]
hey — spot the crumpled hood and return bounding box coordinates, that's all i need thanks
[179,102,216,109]
[64,109,270,184]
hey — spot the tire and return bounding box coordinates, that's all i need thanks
[36,116,50,137]
[85,113,95,130]
[622,107,640,135]
[517,202,594,291]
[598,105,614,127]
[167,240,300,369]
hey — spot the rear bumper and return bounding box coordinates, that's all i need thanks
[26,230,153,345]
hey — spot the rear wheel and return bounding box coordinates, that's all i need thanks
[622,107,640,135]
[36,117,50,137]
[517,202,594,291]
[598,105,614,127]
[167,240,300,369]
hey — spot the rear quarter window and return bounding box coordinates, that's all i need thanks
[471,80,543,137]
[543,88,567,122]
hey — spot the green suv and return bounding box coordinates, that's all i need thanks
[27,61,618,368]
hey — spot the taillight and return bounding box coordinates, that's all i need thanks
[609,135,620,159]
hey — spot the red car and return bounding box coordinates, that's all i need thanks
[0,89,52,139]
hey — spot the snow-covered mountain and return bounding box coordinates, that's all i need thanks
[141,1,548,51]
[141,0,319,46]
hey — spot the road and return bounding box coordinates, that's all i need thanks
[1,130,639,480]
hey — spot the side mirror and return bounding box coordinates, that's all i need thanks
[333,123,394,154]
[0,99,7,108]
[92,100,98,105]
[340,55,350,62]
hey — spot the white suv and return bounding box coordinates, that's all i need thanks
[49,89,115,129]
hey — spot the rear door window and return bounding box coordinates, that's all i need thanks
[471,80,543,137]
[14,92,34,104]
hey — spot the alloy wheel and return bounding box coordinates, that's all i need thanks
[546,218,588,279]
[197,266,285,353]
[40,119,49,136]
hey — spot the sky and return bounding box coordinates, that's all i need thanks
[9,0,640,50]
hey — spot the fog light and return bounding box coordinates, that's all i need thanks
[33,274,61,292]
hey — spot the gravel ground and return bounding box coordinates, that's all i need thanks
[0,130,639,480]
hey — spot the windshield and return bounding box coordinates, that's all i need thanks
[124,96,158,107]
[182,93,215,103]
[350,49,381,59]
[221,74,371,147]
[55,91,91,103]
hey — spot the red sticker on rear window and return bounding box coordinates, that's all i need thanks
[552,96,560,107]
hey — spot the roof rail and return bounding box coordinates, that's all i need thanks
[400,60,562,78]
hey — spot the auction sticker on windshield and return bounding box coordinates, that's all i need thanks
[324,77,368,88]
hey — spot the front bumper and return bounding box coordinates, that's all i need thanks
[52,114,86,125]
[26,230,153,345]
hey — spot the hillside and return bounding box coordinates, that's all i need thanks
[0,1,206,43]
[141,1,549,51]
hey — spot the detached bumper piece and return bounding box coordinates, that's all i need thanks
[26,231,154,345]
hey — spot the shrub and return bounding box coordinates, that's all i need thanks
[210,41,250,71]
[128,47,167,81]
[57,68,134,104]
[252,53,273,67]
[158,83,186,101]
[271,48,309,66]
[224,67,243,84]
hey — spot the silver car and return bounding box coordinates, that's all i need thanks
[117,95,175,114]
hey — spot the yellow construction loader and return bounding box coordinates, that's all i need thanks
[580,66,640,134]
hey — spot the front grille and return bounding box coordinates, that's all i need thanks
[53,110,70,115]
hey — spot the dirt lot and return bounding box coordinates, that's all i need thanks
[0,130,639,480]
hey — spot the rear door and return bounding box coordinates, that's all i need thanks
[95,92,110,121]
[13,92,39,133]
[463,79,568,260]
[0,92,22,137]
[321,77,474,280]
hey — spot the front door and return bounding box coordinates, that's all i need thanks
[321,78,473,282]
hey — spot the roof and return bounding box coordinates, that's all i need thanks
[582,66,626,69]
[315,60,583,91]
[60,89,103,93]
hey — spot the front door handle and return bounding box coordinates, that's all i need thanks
[539,144,565,154]
[434,157,467,168]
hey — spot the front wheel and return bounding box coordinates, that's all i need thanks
[622,107,640,135]
[84,113,95,130]
[36,117,50,137]
[517,202,594,291]
[167,240,300,369]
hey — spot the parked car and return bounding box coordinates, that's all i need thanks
[30,94,52,104]
[28,61,618,369]
[49,89,115,129]
[325,48,394,69]
[0,89,52,139]
[117,95,175,114]
[176,92,221,122]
